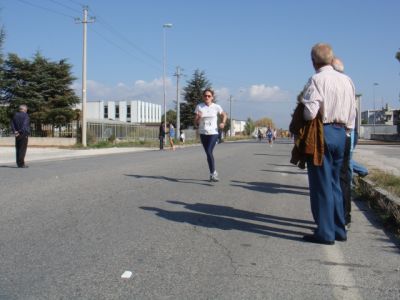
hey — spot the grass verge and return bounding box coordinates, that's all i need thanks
[355,170,400,237]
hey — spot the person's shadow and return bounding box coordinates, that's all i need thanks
[140,201,315,242]
[125,174,213,186]
[231,180,309,196]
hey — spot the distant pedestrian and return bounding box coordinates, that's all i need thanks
[179,130,185,144]
[168,123,176,151]
[266,127,273,146]
[257,129,263,142]
[159,121,165,150]
[11,104,30,168]
[195,88,227,182]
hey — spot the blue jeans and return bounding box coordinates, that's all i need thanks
[353,160,368,177]
[200,134,219,173]
[307,124,347,241]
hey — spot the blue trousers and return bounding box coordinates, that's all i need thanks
[200,134,219,173]
[307,124,347,241]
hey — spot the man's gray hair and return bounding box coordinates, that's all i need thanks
[19,104,28,112]
[311,43,334,66]
[332,57,344,73]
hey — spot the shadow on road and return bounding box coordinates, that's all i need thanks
[261,169,306,175]
[141,202,312,241]
[231,180,309,196]
[124,174,213,186]
[254,153,288,157]
[167,200,314,228]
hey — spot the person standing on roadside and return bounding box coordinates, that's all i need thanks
[332,56,368,228]
[11,104,30,168]
[159,121,165,150]
[332,57,353,228]
[168,123,176,151]
[302,43,356,245]
[195,88,227,182]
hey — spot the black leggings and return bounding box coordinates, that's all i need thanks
[200,134,219,173]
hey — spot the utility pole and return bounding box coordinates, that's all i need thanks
[174,66,182,138]
[229,95,233,136]
[76,6,95,147]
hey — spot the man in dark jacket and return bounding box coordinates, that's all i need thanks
[159,121,165,150]
[11,104,30,168]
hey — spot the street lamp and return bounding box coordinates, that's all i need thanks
[373,82,379,134]
[162,23,173,136]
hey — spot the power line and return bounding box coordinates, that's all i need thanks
[15,0,75,20]
[67,0,85,7]
[88,7,162,66]
[89,26,162,72]
[45,0,81,14]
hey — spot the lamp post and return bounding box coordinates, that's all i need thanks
[373,82,379,134]
[162,23,173,136]
[229,95,233,136]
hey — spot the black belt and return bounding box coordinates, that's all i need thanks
[323,123,345,128]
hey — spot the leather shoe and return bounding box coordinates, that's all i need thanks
[18,165,29,168]
[303,234,334,245]
[335,236,347,242]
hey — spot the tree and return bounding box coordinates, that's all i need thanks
[161,109,176,126]
[1,52,80,134]
[180,69,212,128]
[244,118,255,136]
[254,117,275,128]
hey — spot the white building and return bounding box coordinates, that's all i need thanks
[86,100,161,124]
[230,119,247,136]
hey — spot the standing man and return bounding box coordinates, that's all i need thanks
[11,104,30,168]
[332,57,352,227]
[302,43,356,245]
[159,121,165,150]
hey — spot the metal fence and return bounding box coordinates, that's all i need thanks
[1,119,199,144]
[0,123,77,138]
[87,121,159,143]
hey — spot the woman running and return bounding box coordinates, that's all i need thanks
[194,88,227,182]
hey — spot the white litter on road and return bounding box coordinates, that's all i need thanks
[121,271,133,279]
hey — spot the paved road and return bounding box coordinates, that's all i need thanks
[353,143,400,176]
[0,140,399,299]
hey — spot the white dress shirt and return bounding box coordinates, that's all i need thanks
[302,65,356,129]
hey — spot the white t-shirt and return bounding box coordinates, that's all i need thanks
[195,102,223,135]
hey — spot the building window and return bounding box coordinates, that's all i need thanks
[116,105,120,119]
[127,105,131,118]
[104,105,108,119]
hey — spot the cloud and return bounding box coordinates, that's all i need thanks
[73,78,175,106]
[247,84,291,102]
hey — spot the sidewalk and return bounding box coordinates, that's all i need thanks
[0,146,156,165]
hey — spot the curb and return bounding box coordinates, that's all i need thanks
[355,177,400,228]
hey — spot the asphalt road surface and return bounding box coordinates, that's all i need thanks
[0,140,399,299]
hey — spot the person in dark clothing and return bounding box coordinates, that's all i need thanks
[159,121,166,150]
[11,104,30,168]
